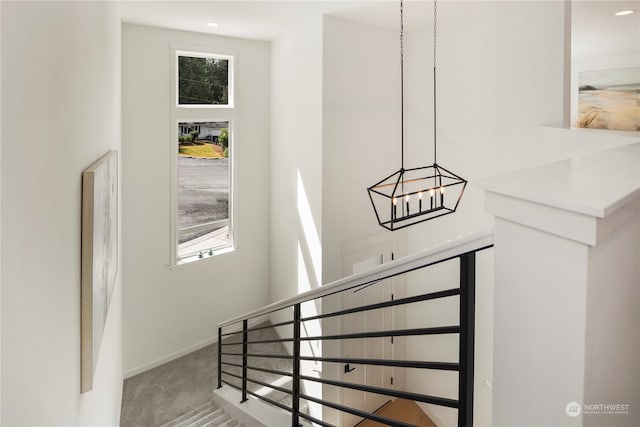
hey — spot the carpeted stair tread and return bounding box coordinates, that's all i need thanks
[202,412,231,427]
[187,408,228,427]
[161,402,226,427]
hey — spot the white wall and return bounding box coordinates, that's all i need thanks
[321,9,495,425]
[583,199,640,427]
[322,15,406,285]
[0,2,3,421]
[493,218,589,427]
[401,0,570,254]
[400,4,565,423]
[267,9,327,420]
[320,2,636,426]
[485,144,640,426]
[321,15,409,425]
[1,1,123,425]
[269,10,324,304]
[121,24,271,375]
[399,3,629,425]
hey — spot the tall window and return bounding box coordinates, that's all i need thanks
[173,50,235,262]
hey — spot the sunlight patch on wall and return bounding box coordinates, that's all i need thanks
[297,170,321,287]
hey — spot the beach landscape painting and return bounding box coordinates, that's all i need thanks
[577,67,640,131]
[81,151,118,393]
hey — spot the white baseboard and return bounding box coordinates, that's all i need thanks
[123,318,272,379]
[419,403,449,427]
[124,335,217,379]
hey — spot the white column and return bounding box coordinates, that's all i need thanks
[480,143,640,427]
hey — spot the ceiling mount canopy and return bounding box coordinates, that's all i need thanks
[367,0,466,231]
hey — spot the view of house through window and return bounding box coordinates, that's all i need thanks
[177,121,231,258]
[174,49,234,262]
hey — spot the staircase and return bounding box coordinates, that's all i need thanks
[219,322,301,410]
[216,231,494,427]
[161,400,244,427]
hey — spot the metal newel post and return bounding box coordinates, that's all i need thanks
[292,304,301,427]
[458,252,476,427]
[217,327,222,389]
[241,319,248,403]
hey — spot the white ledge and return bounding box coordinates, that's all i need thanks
[218,230,493,328]
[480,142,640,245]
[480,142,640,218]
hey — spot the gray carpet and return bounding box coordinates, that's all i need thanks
[121,344,219,427]
[120,323,294,427]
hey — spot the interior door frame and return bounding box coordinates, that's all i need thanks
[339,237,398,426]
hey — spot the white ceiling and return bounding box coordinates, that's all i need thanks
[117,1,444,40]
[572,0,640,61]
[118,1,640,60]
[117,1,370,40]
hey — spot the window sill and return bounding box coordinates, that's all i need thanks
[170,245,235,269]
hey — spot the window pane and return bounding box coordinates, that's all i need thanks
[178,55,229,105]
[177,121,230,257]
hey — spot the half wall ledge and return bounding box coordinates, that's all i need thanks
[479,142,640,246]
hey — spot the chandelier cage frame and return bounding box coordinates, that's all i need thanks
[367,0,467,231]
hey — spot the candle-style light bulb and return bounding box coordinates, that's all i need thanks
[429,188,434,210]
[405,194,410,215]
[440,186,444,206]
[418,192,423,212]
[393,197,397,221]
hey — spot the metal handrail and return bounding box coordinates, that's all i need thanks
[217,230,494,427]
[218,230,492,328]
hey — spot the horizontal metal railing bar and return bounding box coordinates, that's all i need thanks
[220,370,242,381]
[245,389,293,413]
[220,344,244,348]
[220,352,243,357]
[246,365,293,378]
[298,412,335,427]
[300,375,459,409]
[220,361,243,369]
[300,326,459,341]
[221,320,294,336]
[247,320,294,332]
[246,338,294,345]
[221,379,242,392]
[218,230,493,327]
[246,376,293,396]
[246,353,294,360]
[301,288,461,323]
[300,393,416,427]
[299,356,459,371]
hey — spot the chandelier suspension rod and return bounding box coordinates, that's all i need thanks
[433,0,438,165]
[366,0,467,231]
[400,0,405,171]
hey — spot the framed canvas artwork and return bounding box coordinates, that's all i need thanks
[81,150,118,393]
[578,67,640,131]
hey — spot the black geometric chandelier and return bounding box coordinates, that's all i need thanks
[367,0,466,231]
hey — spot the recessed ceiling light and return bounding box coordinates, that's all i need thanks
[206,22,218,28]
[615,10,635,16]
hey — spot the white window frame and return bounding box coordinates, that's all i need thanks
[170,45,237,266]
[175,50,234,108]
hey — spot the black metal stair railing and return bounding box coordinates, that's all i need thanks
[217,232,493,427]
